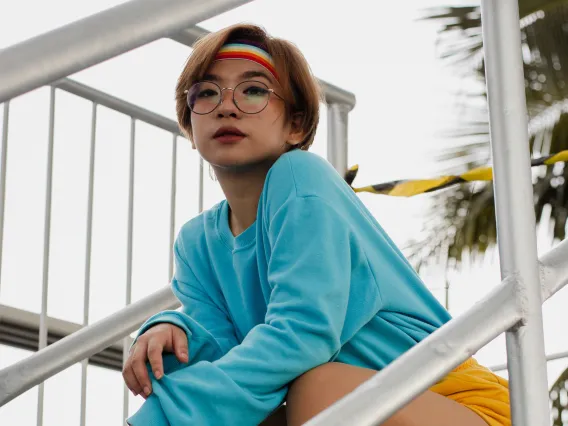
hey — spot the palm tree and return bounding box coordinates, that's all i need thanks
[420,5,568,418]
[410,1,568,272]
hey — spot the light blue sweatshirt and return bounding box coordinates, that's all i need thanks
[127,150,451,426]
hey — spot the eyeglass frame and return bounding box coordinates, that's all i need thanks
[184,79,285,115]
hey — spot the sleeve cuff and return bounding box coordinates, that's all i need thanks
[127,394,169,426]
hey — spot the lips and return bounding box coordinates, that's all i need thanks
[213,126,246,138]
[213,126,246,144]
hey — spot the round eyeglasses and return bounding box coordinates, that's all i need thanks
[184,80,284,115]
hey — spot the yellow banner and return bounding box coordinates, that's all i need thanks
[345,150,568,197]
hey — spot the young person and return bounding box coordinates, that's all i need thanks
[122,24,510,426]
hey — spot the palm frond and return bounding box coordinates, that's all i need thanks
[410,1,568,270]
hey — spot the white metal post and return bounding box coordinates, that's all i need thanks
[80,102,98,426]
[327,103,351,177]
[169,134,177,279]
[123,118,136,422]
[480,0,550,424]
[0,102,9,296]
[37,86,57,426]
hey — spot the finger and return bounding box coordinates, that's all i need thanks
[147,340,165,380]
[131,341,152,397]
[122,363,143,396]
[172,327,189,363]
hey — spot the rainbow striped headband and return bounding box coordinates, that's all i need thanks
[214,41,278,81]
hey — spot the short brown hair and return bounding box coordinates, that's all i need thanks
[175,24,322,150]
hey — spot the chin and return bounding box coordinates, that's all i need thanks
[206,151,281,172]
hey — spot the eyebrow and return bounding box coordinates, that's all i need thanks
[201,70,275,85]
[240,70,274,84]
[202,73,220,82]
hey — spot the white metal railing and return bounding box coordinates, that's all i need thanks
[2,0,562,426]
[0,78,195,426]
[0,0,356,115]
[0,77,353,425]
[483,0,550,420]
[1,236,567,421]
[307,0,554,425]
[491,350,568,374]
[0,303,126,369]
[0,286,178,407]
[0,3,356,425]
[305,238,568,424]
[0,0,255,103]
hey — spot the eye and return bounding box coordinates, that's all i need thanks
[243,85,270,97]
[197,88,219,98]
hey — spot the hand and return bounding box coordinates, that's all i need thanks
[122,323,189,398]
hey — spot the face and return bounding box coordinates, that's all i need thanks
[189,59,302,171]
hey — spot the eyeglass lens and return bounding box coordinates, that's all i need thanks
[187,81,272,114]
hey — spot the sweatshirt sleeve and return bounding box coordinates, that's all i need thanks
[128,196,370,426]
[132,234,239,372]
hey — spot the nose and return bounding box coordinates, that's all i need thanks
[216,88,240,118]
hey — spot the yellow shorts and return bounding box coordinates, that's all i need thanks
[430,358,510,426]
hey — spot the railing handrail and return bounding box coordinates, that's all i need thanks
[306,237,568,425]
[490,349,568,373]
[0,17,356,112]
[0,287,179,406]
[0,0,254,103]
[0,304,127,370]
[53,78,182,136]
[309,276,522,425]
[0,2,357,110]
[1,237,566,411]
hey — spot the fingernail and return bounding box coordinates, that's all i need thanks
[180,352,188,361]
[144,386,151,396]
[155,371,163,380]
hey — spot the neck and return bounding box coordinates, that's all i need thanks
[213,160,274,237]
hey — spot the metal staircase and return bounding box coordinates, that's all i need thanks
[1,0,567,425]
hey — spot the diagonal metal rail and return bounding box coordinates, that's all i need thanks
[0,0,254,103]
[0,287,178,407]
[305,240,568,426]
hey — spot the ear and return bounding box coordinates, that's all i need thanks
[286,113,306,148]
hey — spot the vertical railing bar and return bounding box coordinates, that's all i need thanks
[123,117,136,422]
[326,103,349,176]
[169,134,177,279]
[480,0,550,424]
[198,157,204,213]
[37,86,56,426]
[80,102,97,426]
[0,101,10,296]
